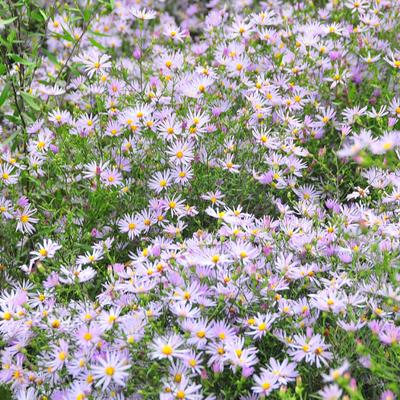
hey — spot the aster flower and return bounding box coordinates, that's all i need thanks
[15,204,39,234]
[76,248,104,265]
[46,340,69,372]
[118,213,143,239]
[15,388,37,400]
[172,376,202,400]
[163,25,185,42]
[149,170,172,194]
[322,360,350,382]
[266,357,298,385]
[289,333,333,367]
[91,352,130,390]
[131,7,156,20]
[157,115,182,141]
[318,384,343,400]
[101,168,124,187]
[384,50,400,69]
[345,0,368,13]
[252,370,279,396]
[76,52,112,78]
[172,165,193,185]
[166,140,195,165]
[77,322,103,347]
[163,194,186,217]
[48,109,71,125]
[150,333,185,360]
[246,313,277,339]
[59,264,97,283]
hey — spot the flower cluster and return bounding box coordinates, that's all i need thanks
[0,0,399,399]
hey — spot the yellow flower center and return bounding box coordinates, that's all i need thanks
[52,320,60,328]
[189,359,196,367]
[211,255,220,263]
[302,344,310,352]
[262,382,271,390]
[258,322,267,331]
[3,312,12,320]
[383,142,393,150]
[162,345,173,356]
[39,248,48,257]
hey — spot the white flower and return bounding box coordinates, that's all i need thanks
[30,239,62,261]
[131,7,156,20]
[91,352,130,390]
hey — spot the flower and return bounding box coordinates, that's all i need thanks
[163,25,185,42]
[76,52,112,78]
[246,313,278,339]
[150,334,185,360]
[0,164,19,185]
[384,50,400,69]
[15,204,39,234]
[131,7,156,20]
[266,357,298,385]
[167,140,195,165]
[16,388,37,400]
[149,170,172,194]
[118,213,143,239]
[101,168,123,187]
[252,370,279,396]
[172,376,202,400]
[30,239,62,261]
[318,384,343,400]
[91,352,130,390]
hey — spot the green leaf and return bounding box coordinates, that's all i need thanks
[89,30,111,37]
[0,17,17,26]
[0,386,11,400]
[88,37,107,52]
[60,25,75,43]
[42,49,59,66]
[31,9,46,23]
[20,92,41,111]
[8,54,36,66]
[39,10,47,21]
[0,83,10,107]
[83,8,91,23]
